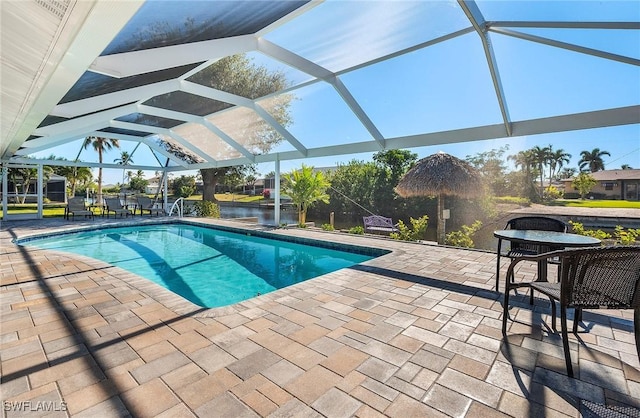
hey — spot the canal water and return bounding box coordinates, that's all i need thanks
[220,205,298,226]
[220,206,503,251]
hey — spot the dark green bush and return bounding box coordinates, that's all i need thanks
[193,201,220,218]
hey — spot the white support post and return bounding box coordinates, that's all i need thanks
[274,156,280,226]
[2,165,7,220]
[37,164,43,219]
[163,171,168,213]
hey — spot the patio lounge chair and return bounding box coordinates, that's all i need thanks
[104,197,131,218]
[136,196,163,216]
[502,246,640,377]
[65,197,94,220]
[495,216,568,292]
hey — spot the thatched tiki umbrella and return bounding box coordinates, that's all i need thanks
[395,152,483,244]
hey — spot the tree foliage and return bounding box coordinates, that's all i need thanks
[281,165,330,225]
[445,220,483,248]
[466,145,509,196]
[171,175,196,198]
[321,150,419,222]
[7,166,53,203]
[201,165,256,201]
[196,54,294,201]
[128,170,148,194]
[326,159,379,217]
[579,148,610,172]
[372,149,418,214]
[572,172,597,199]
[508,149,539,201]
[389,215,429,242]
[43,155,93,197]
[507,145,571,201]
[83,136,119,203]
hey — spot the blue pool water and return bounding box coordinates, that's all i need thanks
[22,223,379,308]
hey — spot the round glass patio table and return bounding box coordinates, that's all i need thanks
[493,229,601,286]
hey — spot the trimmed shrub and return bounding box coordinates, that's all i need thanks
[445,220,483,248]
[390,215,428,241]
[193,201,221,218]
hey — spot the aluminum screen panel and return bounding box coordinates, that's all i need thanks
[60,64,201,104]
[102,0,310,55]
[143,91,233,117]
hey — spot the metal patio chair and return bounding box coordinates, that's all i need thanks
[502,246,640,377]
[65,197,94,220]
[495,216,568,292]
[136,196,163,216]
[104,197,131,218]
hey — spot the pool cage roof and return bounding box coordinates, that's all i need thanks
[1,0,639,174]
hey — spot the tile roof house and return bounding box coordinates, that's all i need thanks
[562,169,640,200]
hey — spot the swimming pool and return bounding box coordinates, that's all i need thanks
[20,223,384,308]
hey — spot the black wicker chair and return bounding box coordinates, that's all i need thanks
[502,246,640,377]
[495,216,568,292]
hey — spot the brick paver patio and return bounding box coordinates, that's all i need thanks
[1,217,639,417]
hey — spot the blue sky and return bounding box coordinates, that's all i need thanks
[33,0,639,184]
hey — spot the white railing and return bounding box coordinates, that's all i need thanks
[167,198,184,217]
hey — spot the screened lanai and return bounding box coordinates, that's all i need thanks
[1,0,639,220]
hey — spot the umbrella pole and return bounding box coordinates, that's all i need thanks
[437,194,445,245]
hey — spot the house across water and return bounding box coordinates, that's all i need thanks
[562,169,640,201]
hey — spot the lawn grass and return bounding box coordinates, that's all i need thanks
[547,199,640,209]
[0,205,67,218]
[181,194,263,203]
[213,193,263,203]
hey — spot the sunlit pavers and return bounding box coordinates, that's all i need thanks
[1,218,638,417]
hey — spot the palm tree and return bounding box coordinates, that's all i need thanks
[114,151,133,191]
[83,136,119,203]
[531,145,551,193]
[548,148,571,182]
[281,165,330,225]
[59,165,93,197]
[7,166,53,203]
[509,149,538,200]
[578,148,610,172]
[558,167,577,180]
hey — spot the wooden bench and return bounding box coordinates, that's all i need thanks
[363,215,399,234]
